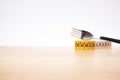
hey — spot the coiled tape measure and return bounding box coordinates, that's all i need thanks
[75,39,111,50]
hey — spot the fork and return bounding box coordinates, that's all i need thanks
[71,28,120,44]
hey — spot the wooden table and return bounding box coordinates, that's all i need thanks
[0,46,120,80]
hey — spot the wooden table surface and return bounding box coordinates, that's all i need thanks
[0,46,120,80]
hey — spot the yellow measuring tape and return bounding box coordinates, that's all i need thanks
[75,39,111,50]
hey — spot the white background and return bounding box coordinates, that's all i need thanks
[0,0,120,46]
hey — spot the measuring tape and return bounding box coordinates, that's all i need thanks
[75,39,111,50]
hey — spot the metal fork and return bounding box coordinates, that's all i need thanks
[71,28,120,44]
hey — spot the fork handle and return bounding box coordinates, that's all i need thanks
[100,36,120,44]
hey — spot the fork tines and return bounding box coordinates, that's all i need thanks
[71,28,82,39]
